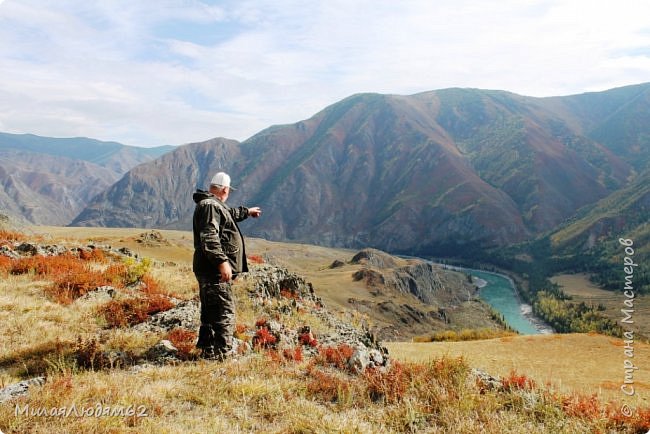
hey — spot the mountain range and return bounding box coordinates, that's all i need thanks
[1,84,648,277]
[0,133,172,225]
[70,83,649,261]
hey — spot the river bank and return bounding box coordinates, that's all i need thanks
[440,263,553,335]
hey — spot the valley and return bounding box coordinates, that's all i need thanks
[1,226,648,432]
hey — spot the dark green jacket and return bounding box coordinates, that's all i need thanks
[192,190,249,278]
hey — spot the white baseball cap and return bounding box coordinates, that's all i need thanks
[210,172,236,189]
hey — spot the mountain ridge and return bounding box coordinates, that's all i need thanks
[71,84,650,258]
[0,132,174,224]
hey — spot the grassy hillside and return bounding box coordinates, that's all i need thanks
[0,227,648,433]
[388,333,650,403]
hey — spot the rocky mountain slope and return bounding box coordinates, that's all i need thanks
[0,133,173,225]
[72,84,650,258]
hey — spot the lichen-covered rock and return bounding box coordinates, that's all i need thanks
[0,377,46,403]
[78,285,117,302]
[132,300,200,334]
[145,340,178,363]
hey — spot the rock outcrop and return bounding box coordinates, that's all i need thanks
[352,249,459,305]
[0,377,46,404]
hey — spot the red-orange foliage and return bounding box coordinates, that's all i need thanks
[140,273,162,295]
[48,374,74,396]
[280,288,300,300]
[364,358,467,405]
[0,256,11,275]
[74,337,109,370]
[283,346,303,362]
[166,327,197,360]
[253,328,277,349]
[248,254,264,264]
[501,370,537,391]
[631,407,650,431]
[602,404,650,432]
[266,349,284,364]
[298,331,318,347]
[364,361,408,404]
[255,318,268,328]
[104,263,129,286]
[3,253,131,303]
[234,323,251,342]
[562,393,602,419]
[316,344,355,370]
[0,230,26,246]
[79,248,107,262]
[306,368,350,403]
[99,294,174,328]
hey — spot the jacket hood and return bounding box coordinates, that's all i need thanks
[193,189,214,204]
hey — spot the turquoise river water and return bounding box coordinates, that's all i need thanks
[468,269,549,335]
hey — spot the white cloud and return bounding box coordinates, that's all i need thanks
[1,0,650,147]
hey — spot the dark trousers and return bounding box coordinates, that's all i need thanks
[195,276,236,355]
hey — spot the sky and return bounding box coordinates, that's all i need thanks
[1,0,650,148]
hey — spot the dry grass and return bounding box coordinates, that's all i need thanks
[387,333,650,405]
[0,274,101,382]
[3,351,647,433]
[2,227,649,433]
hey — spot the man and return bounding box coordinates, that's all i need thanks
[192,171,262,359]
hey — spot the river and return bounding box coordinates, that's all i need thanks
[470,269,553,334]
[439,264,553,334]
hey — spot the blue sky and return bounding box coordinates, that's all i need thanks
[1,0,649,147]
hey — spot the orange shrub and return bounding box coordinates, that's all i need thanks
[166,328,198,360]
[234,323,251,342]
[501,370,537,391]
[632,406,650,431]
[140,273,162,295]
[561,393,604,422]
[4,253,115,303]
[0,255,11,275]
[49,269,112,304]
[315,344,355,370]
[298,331,318,347]
[248,254,264,264]
[104,263,129,287]
[253,328,277,349]
[74,337,109,370]
[79,248,107,263]
[99,294,174,328]
[265,349,284,364]
[0,230,26,246]
[283,346,303,363]
[306,368,351,403]
[47,374,74,396]
[364,361,408,404]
